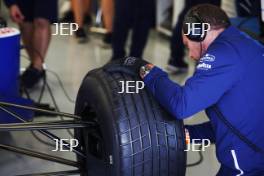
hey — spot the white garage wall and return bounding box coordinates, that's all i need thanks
[172,0,185,27]
[221,0,237,17]
[58,0,71,18]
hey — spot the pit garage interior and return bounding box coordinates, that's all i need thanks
[0,0,263,175]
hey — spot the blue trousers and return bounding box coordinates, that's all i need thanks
[112,0,155,59]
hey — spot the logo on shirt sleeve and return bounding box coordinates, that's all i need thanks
[200,54,215,62]
[196,53,215,70]
[196,63,212,70]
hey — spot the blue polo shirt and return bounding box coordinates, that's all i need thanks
[144,26,264,175]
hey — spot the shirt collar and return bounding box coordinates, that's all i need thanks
[215,26,241,41]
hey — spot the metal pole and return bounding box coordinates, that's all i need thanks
[0,101,81,119]
[0,120,89,131]
[0,106,87,158]
[0,144,79,167]
[16,169,81,176]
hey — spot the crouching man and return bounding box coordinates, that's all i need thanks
[109,4,264,176]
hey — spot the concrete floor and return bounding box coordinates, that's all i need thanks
[0,25,220,175]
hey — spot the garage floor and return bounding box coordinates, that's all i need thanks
[0,25,220,175]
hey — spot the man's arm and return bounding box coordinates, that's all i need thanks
[143,42,242,119]
[3,0,24,24]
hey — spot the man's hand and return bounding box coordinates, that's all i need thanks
[9,5,24,24]
[139,64,154,79]
[104,57,151,77]
[185,128,190,145]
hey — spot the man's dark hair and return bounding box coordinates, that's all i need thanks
[184,4,231,30]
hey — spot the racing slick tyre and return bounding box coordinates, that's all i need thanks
[74,66,186,176]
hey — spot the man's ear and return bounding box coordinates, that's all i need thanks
[182,34,188,46]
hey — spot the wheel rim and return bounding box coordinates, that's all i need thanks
[80,105,107,166]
